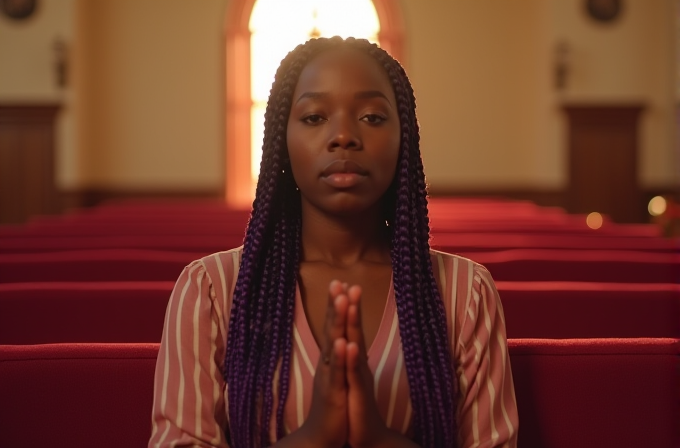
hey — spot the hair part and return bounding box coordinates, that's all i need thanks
[225,36,456,448]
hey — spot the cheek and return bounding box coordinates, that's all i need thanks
[286,133,314,188]
[381,131,401,183]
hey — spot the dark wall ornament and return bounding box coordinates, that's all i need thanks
[585,0,623,23]
[0,0,38,21]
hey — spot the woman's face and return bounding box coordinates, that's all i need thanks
[286,48,401,217]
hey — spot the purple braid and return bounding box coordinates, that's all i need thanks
[225,37,456,448]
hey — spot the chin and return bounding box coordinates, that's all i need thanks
[315,195,377,217]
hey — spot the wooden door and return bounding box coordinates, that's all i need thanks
[562,104,644,223]
[0,104,61,224]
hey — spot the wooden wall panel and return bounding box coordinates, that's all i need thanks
[563,105,644,223]
[0,104,61,224]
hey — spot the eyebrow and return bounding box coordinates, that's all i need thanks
[295,90,392,106]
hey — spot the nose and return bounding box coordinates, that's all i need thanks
[327,114,361,152]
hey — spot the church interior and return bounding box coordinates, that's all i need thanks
[0,0,679,447]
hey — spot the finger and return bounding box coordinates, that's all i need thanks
[332,294,349,340]
[323,280,344,338]
[330,279,345,299]
[329,337,348,389]
[321,284,348,363]
[346,285,367,356]
[345,341,362,388]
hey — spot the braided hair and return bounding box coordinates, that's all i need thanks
[225,36,456,448]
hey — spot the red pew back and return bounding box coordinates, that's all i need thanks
[0,282,174,344]
[0,249,200,283]
[469,249,680,283]
[2,281,679,344]
[510,338,680,448]
[498,282,680,338]
[1,339,678,448]
[0,344,158,448]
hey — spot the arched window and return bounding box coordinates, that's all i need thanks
[225,0,405,207]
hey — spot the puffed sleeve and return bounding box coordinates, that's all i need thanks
[148,259,230,448]
[454,264,519,448]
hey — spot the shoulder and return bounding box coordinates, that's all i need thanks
[193,246,244,285]
[173,246,244,313]
[428,249,502,346]
[429,248,495,291]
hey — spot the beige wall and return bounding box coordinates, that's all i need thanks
[75,0,227,190]
[403,0,553,189]
[404,0,677,190]
[549,0,677,188]
[1,0,677,193]
[0,0,77,188]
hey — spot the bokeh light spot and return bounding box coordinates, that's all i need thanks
[648,196,667,217]
[586,212,603,229]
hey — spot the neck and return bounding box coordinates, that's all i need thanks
[300,202,391,267]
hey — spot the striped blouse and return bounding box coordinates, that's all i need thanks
[148,247,519,448]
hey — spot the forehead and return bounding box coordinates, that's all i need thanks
[293,48,395,99]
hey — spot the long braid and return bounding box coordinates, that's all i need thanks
[363,40,456,446]
[225,37,456,448]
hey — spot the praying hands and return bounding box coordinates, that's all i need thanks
[294,281,420,448]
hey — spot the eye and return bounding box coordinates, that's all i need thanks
[301,114,326,125]
[360,114,386,125]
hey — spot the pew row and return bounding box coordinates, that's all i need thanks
[498,281,680,338]
[469,249,680,283]
[0,339,677,448]
[0,282,174,344]
[0,249,200,283]
[2,281,679,344]
[2,233,676,255]
[2,249,677,284]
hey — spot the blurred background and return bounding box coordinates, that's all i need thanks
[2,4,680,445]
[0,0,678,225]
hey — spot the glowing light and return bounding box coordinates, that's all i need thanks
[586,212,603,230]
[249,0,381,181]
[648,196,667,216]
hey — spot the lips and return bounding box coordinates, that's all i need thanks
[320,159,368,178]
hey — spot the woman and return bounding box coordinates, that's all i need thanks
[149,36,518,448]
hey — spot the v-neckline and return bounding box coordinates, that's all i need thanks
[294,273,395,369]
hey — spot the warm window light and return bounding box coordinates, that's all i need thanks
[586,212,603,230]
[249,0,380,181]
[648,196,667,217]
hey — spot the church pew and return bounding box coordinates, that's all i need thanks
[1,217,660,238]
[0,234,242,254]
[1,339,677,448]
[0,249,200,283]
[0,282,174,344]
[0,343,158,448]
[1,248,677,284]
[2,232,677,254]
[497,282,680,338]
[1,280,678,344]
[467,249,680,283]
[434,233,677,253]
[509,338,680,448]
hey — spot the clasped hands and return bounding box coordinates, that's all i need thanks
[297,280,408,448]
